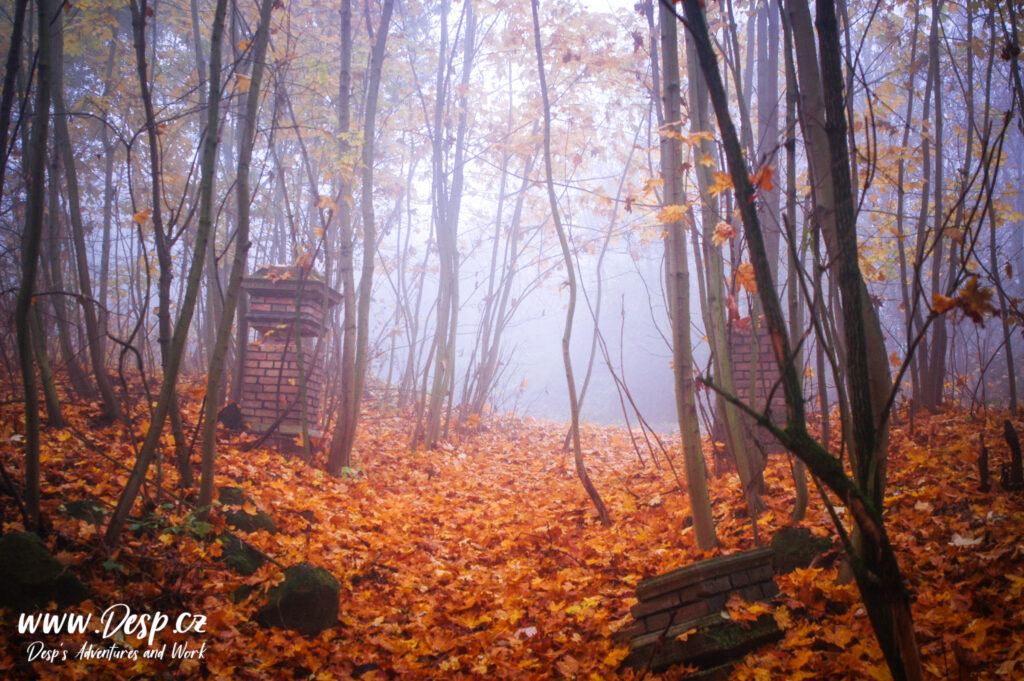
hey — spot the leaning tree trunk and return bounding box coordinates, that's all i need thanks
[678,0,923,678]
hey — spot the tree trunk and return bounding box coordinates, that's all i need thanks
[686,31,762,515]
[349,0,395,461]
[131,0,190,482]
[327,0,357,475]
[678,1,922,677]
[198,0,275,513]
[0,0,27,199]
[44,149,93,398]
[15,0,53,534]
[104,0,230,550]
[662,0,717,548]
[49,11,122,424]
[532,0,610,526]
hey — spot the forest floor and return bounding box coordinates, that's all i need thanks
[1,382,1023,680]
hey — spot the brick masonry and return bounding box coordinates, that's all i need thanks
[713,320,781,456]
[618,547,782,673]
[239,266,340,439]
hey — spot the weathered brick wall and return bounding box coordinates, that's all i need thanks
[238,267,340,443]
[240,342,325,438]
[711,321,780,459]
[728,322,777,406]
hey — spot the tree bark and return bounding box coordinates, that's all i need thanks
[349,0,395,462]
[131,0,190,482]
[198,0,275,515]
[104,0,230,550]
[662,0,717,548]
[532,0,610,526]
[16,0,53,534]
[678,1,922,677]
[327,0,357,475]
[49,10,122,423]
[0,0,27,199]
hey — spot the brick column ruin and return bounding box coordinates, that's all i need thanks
[239,266,341,447]
[713,319,781,460]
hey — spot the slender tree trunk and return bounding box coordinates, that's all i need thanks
[16,0,53,534]
[686,32,762,514]
[922,0,948,408]
[30,307,63,428]
[895,0,922,411]
[49,12,122,423]
[349,0,395,459]
[661,0,717,548]
[131,0,190,481]
[327,0,357,475]
[198,0,275,514]
[104,0,229,550]
[98,38,118,357]
[0,0,27,199]
[780,6,807,520]
[532,0,610,526]
[44,149,93,398]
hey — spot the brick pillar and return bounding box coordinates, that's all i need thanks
[239,266,341,445]
[711,319,780,461]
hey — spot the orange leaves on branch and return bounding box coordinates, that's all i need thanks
[749,164,775,193]
[708,171,733,197]
[132,209,152,225]
[657,203,688,224]
[932,292,957,314]
[725,292,741,321]
[957,275,995,323]
[711,221,736,247]
[315,195,338,212]
[736,261,757,293]
[932,276,996,324]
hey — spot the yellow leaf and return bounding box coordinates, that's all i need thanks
[658,204,688,224]
[824,626,854,649]
[643,177,664,194]
[238,39,251,51]
[316,195,338,212]
[712,221,737,247]
[708,171,733,197]
[674,626,699,642]
[602,646,631,667]
[736,262,757,294]
[133,209,152,224]
[236,73,251,93]
[772,605,791,630]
